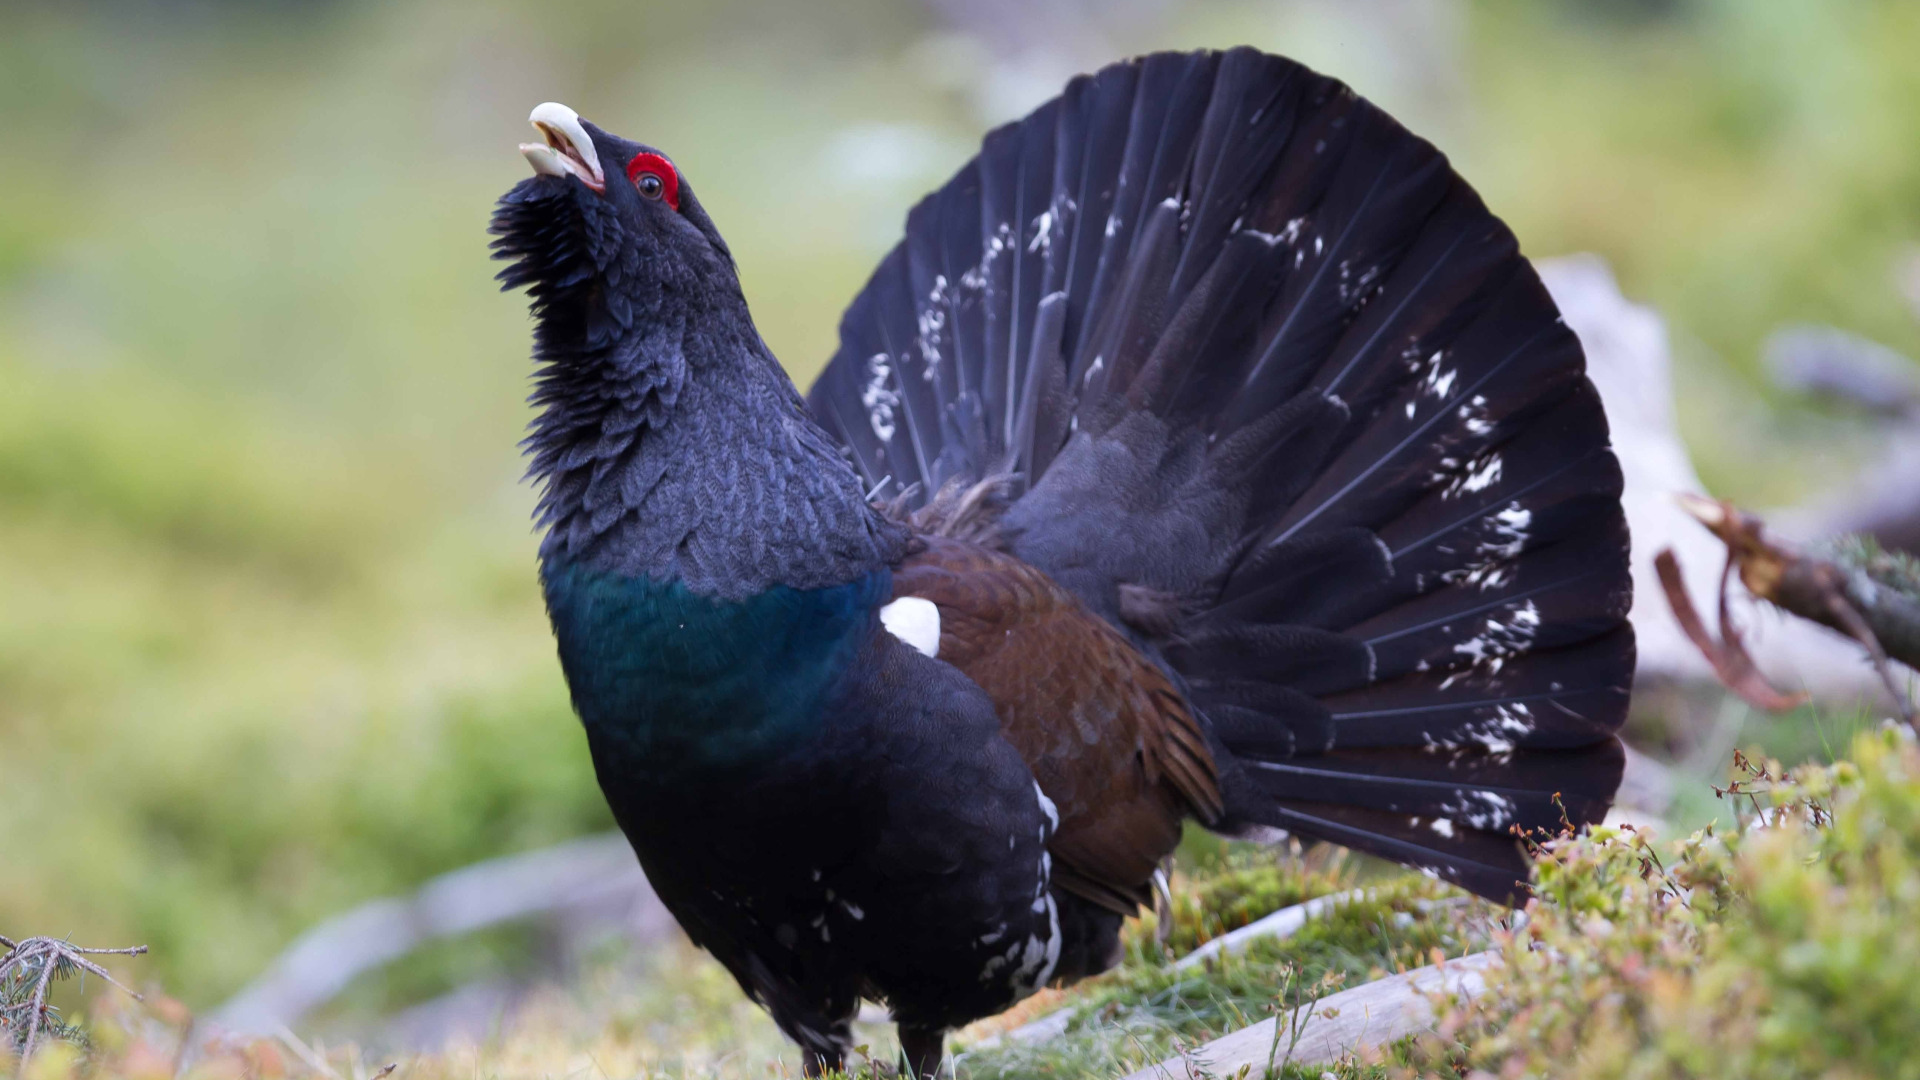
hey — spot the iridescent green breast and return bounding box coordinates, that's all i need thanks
[541,560,888,779]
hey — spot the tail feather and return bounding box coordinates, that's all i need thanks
[1378,392,1620,571]
[1322,628,1634,751]
[1077,195,1189,424]
[1202,526,1391,631]
[989,106,1062,468]
[1253,756,1624,902]
[1075,55,1195,350]
[1199,683,1333,760]
[1165,624,1374,699]
[1252,738,1625,903]
[1247,747,1618,834]
[1260,801,1535,899]
[1354,523,1630,681]
[807,48,1634,901]
[1256,279,1586,552]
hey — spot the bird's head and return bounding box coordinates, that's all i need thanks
[490,102,741,366]
[491,102,900,585]
[491,102,756,545]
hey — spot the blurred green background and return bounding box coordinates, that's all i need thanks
[2,0,1918,1014]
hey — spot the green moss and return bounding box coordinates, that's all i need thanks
[958,859,1486,1080]
[1126,846,1356,961]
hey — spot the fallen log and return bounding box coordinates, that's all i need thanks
[970,888,1375,1050]
[208,833,669,1039]
[1169,888,1373,972]
[1118,951,1498,1078]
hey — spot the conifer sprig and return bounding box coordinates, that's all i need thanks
[0,936,146,1074]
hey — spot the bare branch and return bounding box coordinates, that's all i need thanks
[210,832,668,1039]
[1655,547,1808,712]
[1673,495,1920,732]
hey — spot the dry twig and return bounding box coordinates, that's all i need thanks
[1663,494,1920,732]
[1655,546,1809,713]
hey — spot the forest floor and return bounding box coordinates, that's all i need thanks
[14,726,1920,1080]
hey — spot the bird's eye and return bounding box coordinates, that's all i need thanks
[625,151,681,211]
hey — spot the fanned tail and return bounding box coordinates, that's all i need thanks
[809,48,1632,901]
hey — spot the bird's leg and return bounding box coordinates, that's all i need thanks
[897,1024,948,1079]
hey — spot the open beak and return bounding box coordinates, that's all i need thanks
[520,102,606,193]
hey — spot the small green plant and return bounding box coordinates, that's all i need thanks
[1397,726,1920,1080]
[0,936,145,1072]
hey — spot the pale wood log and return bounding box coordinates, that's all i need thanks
[969,889,1372,1050]
[1117,951,1498,1079]
[209,833,668,1038]
[1170,889,1372,972]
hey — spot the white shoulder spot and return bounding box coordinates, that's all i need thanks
[879,596,941,658]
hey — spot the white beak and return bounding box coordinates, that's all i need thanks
[519,102,606,192]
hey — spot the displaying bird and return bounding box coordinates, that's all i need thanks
[491,47,1632,1077]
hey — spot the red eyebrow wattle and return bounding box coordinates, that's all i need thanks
[625,152,681,211]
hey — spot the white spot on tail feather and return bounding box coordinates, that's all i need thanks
[861,353,898,443]
[1425,702,1537,760]
[1439,790,1518,830]
[1438,451,1503,500]
[1412,349,1457,401]
[960,222,1016,292]
[1456,393,1494,437]
[1488,504,1532,552]
[1337,259,1384,305]
[1441,502,1533,592]
[978,838,1062,995]
[1441,600,1542,687]
[1029,209,1054,253]
[916,274,949,376]
[1013,892,1061,994]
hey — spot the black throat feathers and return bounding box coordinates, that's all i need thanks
[492,171,907,599]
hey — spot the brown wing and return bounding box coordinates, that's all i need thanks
[893,535,1222,914]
